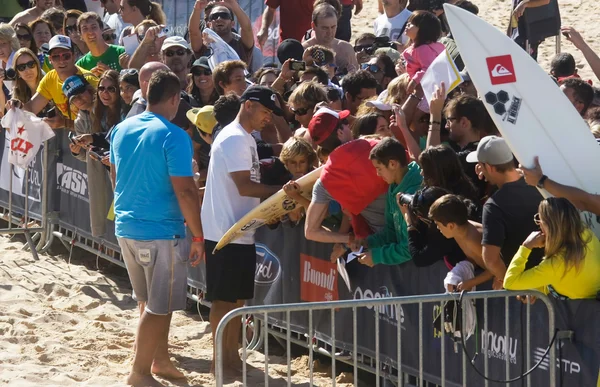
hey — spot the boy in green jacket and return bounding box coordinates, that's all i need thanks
[354,137,423,266]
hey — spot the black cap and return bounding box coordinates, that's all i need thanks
[277,39,304,64]
[191,57,211,71]
[240,86,283,116]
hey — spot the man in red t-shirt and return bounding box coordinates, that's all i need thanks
[257,0,314,47]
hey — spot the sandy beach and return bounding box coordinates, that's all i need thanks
[1,0,599,385]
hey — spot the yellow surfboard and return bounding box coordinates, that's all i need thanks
[214,166,323,252]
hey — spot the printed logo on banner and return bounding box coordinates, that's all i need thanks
[56,162,89,202]
[481,329,518,364]
[534,344,581,374]
[300,254,338,302]
[255,243,281,285]
[485,90,522,125]
[486,55,517,85]
[0,138,43,202]
[354,286,405,329]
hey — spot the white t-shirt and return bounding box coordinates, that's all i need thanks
[374,9,412,45]
[103,12,131,42]
[1,108,54,169]
[85,0,105,16]
[201,121,260,245]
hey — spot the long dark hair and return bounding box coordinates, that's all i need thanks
[12,48,43,104]
[14,23,38,54]
[351,112,383,139]
[126,0,166,25]
[92,70,128,134]
[408,10,442,47]
[419,145,478,201]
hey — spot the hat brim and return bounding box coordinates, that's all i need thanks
[49,44,72,53]
[191,64,211,71]
[338,110,351,120]
[366,100,392,111]
[162,43,190,51]
[465,151,479,163]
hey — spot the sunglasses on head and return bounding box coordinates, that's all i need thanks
[192,67,211,76]
[165,48,187,57]
[50,52,73,62]
[120,68,138,76]
[354,44,374,54]
[17,33,32,40]
[16,60,36,72]
[103,33,116,41]
[98,85,117,94]
[209,11,232,21]
[361,63,380,73]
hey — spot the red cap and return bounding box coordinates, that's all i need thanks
[307,108,351,145]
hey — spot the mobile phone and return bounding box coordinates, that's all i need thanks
[88,150,103,159]
[68,131,77,145]
[290,60,306,72]
[157,27,170,38]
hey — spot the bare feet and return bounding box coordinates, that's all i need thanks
[127,371,165,387]
[151,359,186,380]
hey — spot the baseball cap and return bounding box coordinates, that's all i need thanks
[48,35,72,53]
[240,86,283,116]
[62,75,89,99]
[277,39,304,64]
[307,107,351,145]
[191,57,211,71]
[161,36,191,51]
[186,106,216,134]
[375,47,401,63]
[366,93,392,111]
[466,135,514,164]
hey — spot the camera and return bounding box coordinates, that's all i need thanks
[398,193,414,207]
[373,36,395,50]
[1,68,17,81]
[290,60,306,72]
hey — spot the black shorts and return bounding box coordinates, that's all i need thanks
[205,240,256,303]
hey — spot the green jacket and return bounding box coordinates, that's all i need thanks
[367,162,423,265]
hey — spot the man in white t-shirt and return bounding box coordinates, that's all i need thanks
[374,0,412,45]
[201,85,286,374]
[101,0,131,40]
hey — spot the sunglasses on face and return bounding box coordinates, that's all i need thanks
[361,63,380,73]
[16,60,36,71]
[291,106,310,116]
[50,52,73,62]
[103,33,116,41]
[209,11,232,21]
[17,33,32,40]
[98,85,117,94]
[65,25,77,34]
[354,44,374,54]
[165,49,187,57]
[192,68,211,76]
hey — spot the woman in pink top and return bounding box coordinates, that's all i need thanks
[402,11,446,95]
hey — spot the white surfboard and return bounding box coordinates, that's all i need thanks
[214,166,323,252]
[444,4,600,236]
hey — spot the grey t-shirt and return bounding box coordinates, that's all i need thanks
[312,178,386,232]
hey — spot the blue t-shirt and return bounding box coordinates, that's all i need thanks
[110,111,193,240]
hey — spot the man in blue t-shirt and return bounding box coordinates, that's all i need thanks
[110,70,204,387]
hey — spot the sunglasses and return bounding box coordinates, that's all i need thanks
[16,60,36,72]
[534,213,541,226]
[192,67,211,76]
[291,106,310,116]
[103,33,116,41]
[98,85,117,94]
[361,63,380,73]
[50,52,73,62]
[120,68,138,76]
[65,25,77,34]
[164,49,187,57]
[209,11,232,21]
[354,44,374,54]
[17,33,32,40]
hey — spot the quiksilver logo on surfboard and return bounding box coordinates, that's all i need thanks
[486,55,517,85]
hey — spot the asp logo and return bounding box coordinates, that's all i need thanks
[354,286,405,328]
[300,254,338,302]
[56,162,89,202]
[534,344,581,375]
[255,243,282,285]
[481,329,518,364]
[486,55,517,85]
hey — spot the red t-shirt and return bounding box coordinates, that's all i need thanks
[341,0,352,5]
[265,0,314,42]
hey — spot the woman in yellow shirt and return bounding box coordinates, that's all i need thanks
[504,197,600,299]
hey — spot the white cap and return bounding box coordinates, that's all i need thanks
[161,36,191,51]
[48,35,72,52]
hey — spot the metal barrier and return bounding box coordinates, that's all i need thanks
[0,141,51,260]
[215,290,558,387]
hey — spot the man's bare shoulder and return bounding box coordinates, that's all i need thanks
[10,10,34,26]
[303,38,316,49]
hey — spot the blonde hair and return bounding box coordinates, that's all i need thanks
[12,48,43,103]
[288,81,328,109]
[539,197,590,277]
[0,23,20,53]
[384,73,410,106]
[590,124,600,139]
[280,137,317,169]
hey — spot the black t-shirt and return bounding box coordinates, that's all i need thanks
[455,141,489,201]
[482,178,543,267]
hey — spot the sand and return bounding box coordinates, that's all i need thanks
[1,0,599,385]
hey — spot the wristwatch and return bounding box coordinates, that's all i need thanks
[536,175,548,189]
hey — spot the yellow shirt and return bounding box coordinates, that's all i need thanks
[504,229,600,299]
[36,66,98,120]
